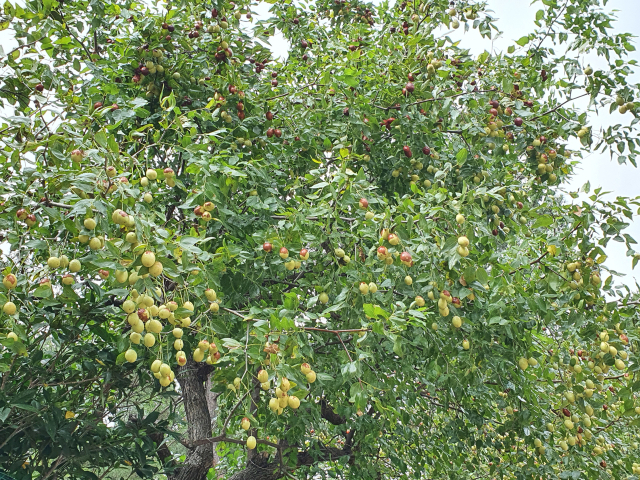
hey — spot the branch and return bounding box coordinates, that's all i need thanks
[529,0,569,56]
[529,93,589,121]
[266,82,325,101]
[223,308,369,335]
[296,443,352,467]
[271,214,356,223]
[320,399,346,426]
[183,434,278,449]
[0,37,45,60]
[509,222,581,275]
[42,199,73,209]
[60,16,93,61]
[373,89,498,111]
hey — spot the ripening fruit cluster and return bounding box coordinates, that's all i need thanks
[615,94,635,114]
[193,200,216,222]
[457,235,470,257]
[436,289,453,317]
[259,363,316,416]
[14,207,38,227]
[358,281,377,295]
[565,258,602,292]
[1,254,88,316]
[122,286,224,386]
[518,356,538,371]
[262,243,310,271]
[2,274,19,316]
[519,330,635,455]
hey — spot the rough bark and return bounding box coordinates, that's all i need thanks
[169,361,215,480]
[149,432,174,468]
[320,398,346,426]
[227,453,280,480]
[171,374,353,480]
[225,443,353,479]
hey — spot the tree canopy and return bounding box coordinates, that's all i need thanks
[1,0,640,479]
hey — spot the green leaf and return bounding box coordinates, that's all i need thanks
[475,267,489,285]
[456,148,468,165]
[94,131,108,149]
[532,215,554,229]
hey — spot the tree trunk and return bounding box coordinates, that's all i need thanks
[227,454,280,480]
[170,361,214,480]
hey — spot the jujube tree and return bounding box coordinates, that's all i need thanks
[1,0,640,479]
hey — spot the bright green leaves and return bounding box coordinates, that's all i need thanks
[0,0,639,479]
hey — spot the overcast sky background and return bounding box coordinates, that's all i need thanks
[1,0,640,286]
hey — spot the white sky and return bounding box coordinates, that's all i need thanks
[2,0,640,286]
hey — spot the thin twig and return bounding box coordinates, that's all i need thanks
[373,89,498,111]
[530,0,569,56]
[0,37,44,60]
[509,222,581,275]
[529,93,589,121]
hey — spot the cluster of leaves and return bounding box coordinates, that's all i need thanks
[1,0,640,479]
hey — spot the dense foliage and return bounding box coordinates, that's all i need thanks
[1,0,640,478]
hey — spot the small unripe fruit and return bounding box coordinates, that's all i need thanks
[246,436,256,449]
[71,149,84,163]
[149,262,163,277]
[141,251,156,267]
[125,349,137,363]
[3,302,17,315]
[47,256,61,269]
[518,357,529,370]
[241,417,250,430]
[2,274,18,289]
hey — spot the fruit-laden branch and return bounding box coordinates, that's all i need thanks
[182,434,279,449]
[224,442,353,480]
[372,88,498,111]
[509,221,582,275]
[184,399,351,480]
[270,214,356,222]
[222,308,369,334]
[529,93,589,121]
[185,399,347,449]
